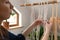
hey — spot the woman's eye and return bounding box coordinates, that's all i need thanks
[5,1,9,4]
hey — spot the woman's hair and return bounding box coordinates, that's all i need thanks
[0,0,2,2]
[0,26,9,40]
[0,0,3,4]
[0,0,5,3]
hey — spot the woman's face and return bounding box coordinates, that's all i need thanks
[0,0,13,20]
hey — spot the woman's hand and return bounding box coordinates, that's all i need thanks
[33,19,43,25]
[41,22,52,40]
[22,19,43,37]
[44,21,52,32]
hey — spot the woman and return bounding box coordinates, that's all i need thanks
[0,0,52,40]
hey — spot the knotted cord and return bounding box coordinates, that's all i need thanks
[51,0,58,40]
[30,2,37,40]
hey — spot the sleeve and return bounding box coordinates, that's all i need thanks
[8,31,25,40]
[17,34,25,40]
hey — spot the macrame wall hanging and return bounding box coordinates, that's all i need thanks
[21,0,59,40]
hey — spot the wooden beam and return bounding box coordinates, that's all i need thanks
[20,1,60,7]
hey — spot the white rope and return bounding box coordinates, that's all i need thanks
[43,3,47,34]
[36,1,48,40]
[43,0,48,35]
[41,2,44,20]
[50,1,58,40]
[31,7,35,23]
[43,0,48,23]
[54,1,58,40]
[43,2,48,21]
[30,3,36,40]
[38,4,41,19]
[50,0,55,40]
[51,0,58,40]
[36,3,42,40]
[36,1,45,40]
[51,33,54,40]
[24,0,35,40]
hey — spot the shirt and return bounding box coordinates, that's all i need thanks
[8,32,25,40]
[0,26,25,40]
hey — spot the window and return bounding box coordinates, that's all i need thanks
[8,9,19,27]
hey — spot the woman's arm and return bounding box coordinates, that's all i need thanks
[41,22,52,40]
[41,30,50,40]
[22,19,42,37]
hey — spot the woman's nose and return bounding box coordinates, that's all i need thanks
[10,3,13,9]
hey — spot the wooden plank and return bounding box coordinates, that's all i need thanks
[20,1,59,7]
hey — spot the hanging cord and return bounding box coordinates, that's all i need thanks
[24,0,33,40]
[43,2,48,21]
[31,5,36,23]
[36,2,42,40]
[30,3,37,40]
[31,6,35,40]
[40,2,44,20]
[50,0,55,40]
[37,2,45,40]
[38,2,45,40]
[51,0,58,40]
[54,0,58,40]
[43,1,52,40]
[38,3,42,19]
[43,0,48,35]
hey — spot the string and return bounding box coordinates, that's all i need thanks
[30,3,37,40]
[41,2,44,20]
[50,2,54,40]
[36,2,42,40]
[31,6,35,23]
[54,0,58,40]
[24,0,35,40]
[43,1,48,36]
[43,2,48,21]
[37,1,44,40]
[51,0,58,40]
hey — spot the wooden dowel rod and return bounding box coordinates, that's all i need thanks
[20,3,31,6]
[20,1,60,7]
[33,3,40,5]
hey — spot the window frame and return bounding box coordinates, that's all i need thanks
[8,9,19,27]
